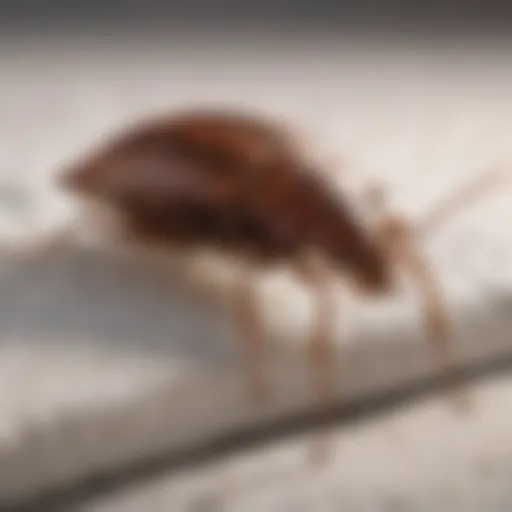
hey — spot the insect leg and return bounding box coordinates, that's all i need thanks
[390,231,470,409]
[294,252,339,463]
[231,268,271,404]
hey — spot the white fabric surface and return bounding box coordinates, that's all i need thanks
[1,35,512,507]
[77,373,512,512]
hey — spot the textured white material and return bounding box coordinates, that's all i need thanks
[76,373,512,512]
[1,36,512,505]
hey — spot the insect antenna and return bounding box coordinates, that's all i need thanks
[415,163,512,237]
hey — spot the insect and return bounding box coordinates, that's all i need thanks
[50,108,504,431]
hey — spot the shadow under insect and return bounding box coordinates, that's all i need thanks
[0,244,234,364]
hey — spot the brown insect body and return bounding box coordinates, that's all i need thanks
[60,107,484,463]
[63,109,391,290]
[0,96,492,503]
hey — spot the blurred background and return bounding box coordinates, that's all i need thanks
[2,2,512,512]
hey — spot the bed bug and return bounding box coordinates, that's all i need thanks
[31,108,505,437]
